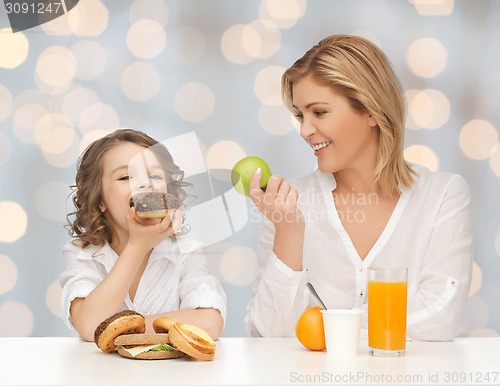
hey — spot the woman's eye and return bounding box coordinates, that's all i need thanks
[314,111,326,117]
[149,174,163,180]
[295,113,304,122]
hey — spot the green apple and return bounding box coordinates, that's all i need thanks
[231,156,272,196]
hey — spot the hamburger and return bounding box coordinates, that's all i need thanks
[93,312,217,361]
[129,192,181,219]
[114,333,184,360]
[94,310,145,353]
[154,317,216,361]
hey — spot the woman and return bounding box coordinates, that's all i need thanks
[245,35,472,341]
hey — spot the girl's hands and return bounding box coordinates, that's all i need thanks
[248,168,304,231]
[126,207,184,252]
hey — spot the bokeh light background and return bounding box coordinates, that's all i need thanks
[1,0,499,337]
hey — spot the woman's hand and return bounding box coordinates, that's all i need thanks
[248,168,304,232]
[248,168,304,271]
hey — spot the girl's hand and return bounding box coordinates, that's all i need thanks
[248,168,304,231]
[126,207,184,252]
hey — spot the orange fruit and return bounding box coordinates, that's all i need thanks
[295,306,326,351]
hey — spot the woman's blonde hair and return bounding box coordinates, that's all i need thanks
[282,34,415,195]
[66,129,189,248]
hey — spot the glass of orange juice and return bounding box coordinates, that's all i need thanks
[368,266,408,356]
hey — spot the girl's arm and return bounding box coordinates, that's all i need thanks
[70,209,183,342]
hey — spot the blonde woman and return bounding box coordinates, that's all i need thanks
[245,35,472,341]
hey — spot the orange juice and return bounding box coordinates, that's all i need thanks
[368,281,407,351]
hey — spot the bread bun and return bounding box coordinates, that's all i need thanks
[129,192,181,219]
[114,333,184,360]
[167,323,216,361]
[153,316,179,333]
[94,310,145,353]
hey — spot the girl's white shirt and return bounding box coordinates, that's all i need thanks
[245,164,473,341]
[60,236,227,330]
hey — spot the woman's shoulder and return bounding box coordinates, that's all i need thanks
[411,164,470,196]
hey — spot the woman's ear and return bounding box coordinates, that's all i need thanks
[99,202,106,213]
[368,114,378,128]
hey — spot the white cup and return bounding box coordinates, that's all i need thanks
[321,309,363,357]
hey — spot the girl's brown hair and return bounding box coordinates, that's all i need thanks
[66,129,188,248]
[282,34,415,195]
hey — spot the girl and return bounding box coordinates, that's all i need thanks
[60,129,226,341]
[245,35,472,341]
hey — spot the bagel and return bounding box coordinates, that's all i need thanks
[152,316,179,333]
[129,192,181,219]
[167,322,216,361]
[114,333,184,360]
[94,310,145,353]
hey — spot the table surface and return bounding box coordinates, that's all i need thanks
[0,337,499,386]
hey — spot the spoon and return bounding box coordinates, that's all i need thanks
[306,282,328,310]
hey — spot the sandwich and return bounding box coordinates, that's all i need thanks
[129,192,181,219]
[154,317,216,361]
[94,310,146,353]
[114,333,184,360]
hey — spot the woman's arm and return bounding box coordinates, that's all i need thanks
[407,175,473,341]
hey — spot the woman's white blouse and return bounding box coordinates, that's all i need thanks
[245,165,473,341]
[60,237,227,330]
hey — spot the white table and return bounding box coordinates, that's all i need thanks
[0,337,499,385]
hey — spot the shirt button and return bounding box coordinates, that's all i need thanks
[358,267,364,272]
[360,292,364,296]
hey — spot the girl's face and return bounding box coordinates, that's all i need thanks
[99,142,167,235]
[292,76,378,174]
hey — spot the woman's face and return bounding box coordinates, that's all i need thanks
[99,142,167,235]
[292,76,378,174]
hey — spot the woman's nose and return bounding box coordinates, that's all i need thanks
[300,118,316,141]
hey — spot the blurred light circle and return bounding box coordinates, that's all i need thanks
[35,114,75,155]
[46,280,63,317]
[68,0,109,37]
[42,137,80,168]
[409,89,450,130]
[0,301,34,336]
[0,255,17,295]
[412,0,454,15]
[0,131,11,166]
[407,38,447,78]
[206,140,246,170]
[167,26,206,65]
[469,261,483,297]
[248,20,281,59]
[71,40,107,80]
[127,19,166,59]
[221,24,256,64]
[259,0,307,29]
[35,46,77,88]
[404,144,439,171]
[219,246,257,286]
[254,65,285,106]
[489,143,500,177]
[79,103,120,135]
[404,89,420,130]
[61,87,101,124]
[129,0,169,26]
[0,28,29,69]
[259,104,293,135]
[79,130,113,155]
[13,104,49,144]
[121,62,161,102]
[459,119,498,160]
[0,85,13,122]
[0,201,28,243]
[175,82,214,123]
[35,181,69,222]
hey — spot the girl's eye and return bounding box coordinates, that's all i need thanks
[118,175,131,181]
[314,111,326,117]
